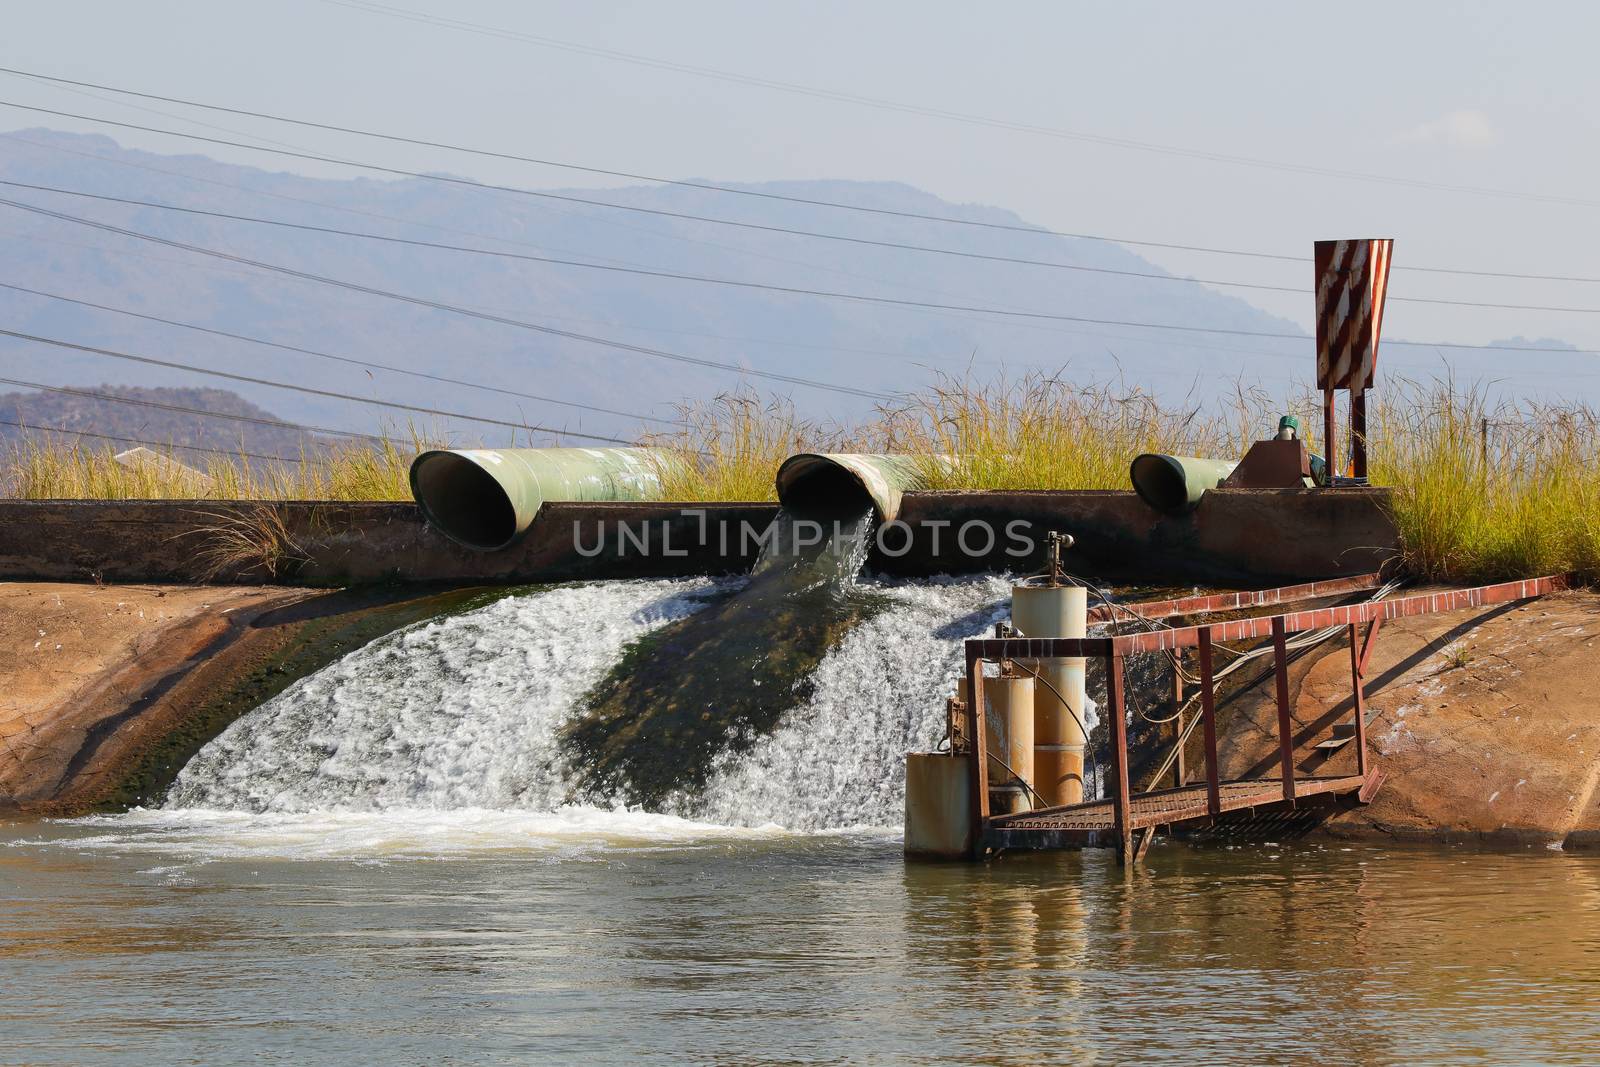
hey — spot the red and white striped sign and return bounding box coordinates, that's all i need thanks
[1315,238,1393,394]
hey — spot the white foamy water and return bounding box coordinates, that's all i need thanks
[688,575,1013,830]
[167,578,726,813]
[55,806,804,862]
[146,573,1015,853]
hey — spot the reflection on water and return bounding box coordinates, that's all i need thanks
[3,821,1598,1065]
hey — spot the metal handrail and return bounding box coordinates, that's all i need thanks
[962,574,1566,863]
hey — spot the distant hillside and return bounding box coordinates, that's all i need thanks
[0,384,316,457]
[0,129,1590,443]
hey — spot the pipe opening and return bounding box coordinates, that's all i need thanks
[775,456,878,520]
[410,451,517,550]
[1129,453,1189,514]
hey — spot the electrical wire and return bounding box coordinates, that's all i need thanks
[0,103,1324,301]
[12,63,1600,282]
[11,104,1600,313]
[0,416,304,464]
[1006,658,1092,746]
[1127,580,1404,792]
[0,64,1306,266]
[0,375,395,444]
[315,0,1600,215]
[10,188,1600,362]
[984,750,1052,810]
[2,186,1300,334]
[0,131,1071,368]
[0,197,895,400]
[0,280,681,427]
[0,327,645,445]
[0,174,1310,298]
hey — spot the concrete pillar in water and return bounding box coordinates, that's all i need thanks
[985,673,1035,815]
[1012,584,1089,807]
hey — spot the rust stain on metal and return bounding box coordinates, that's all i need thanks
[1087,572,1385,626]
[963,574,1563,860]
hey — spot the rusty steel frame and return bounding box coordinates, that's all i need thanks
[966,576,1564,664]
[1084,572,1384,626]
[962,574,1563,862]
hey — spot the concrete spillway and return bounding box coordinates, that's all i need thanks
[164,575,1013,829]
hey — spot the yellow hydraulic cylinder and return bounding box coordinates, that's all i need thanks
[1012,584,1089,807]
[984,673,1035,815]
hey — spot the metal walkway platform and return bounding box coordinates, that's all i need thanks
[986,771,1383,852]
[956,574,1563,863]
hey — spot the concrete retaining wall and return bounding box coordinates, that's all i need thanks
[888,487,1397,583]
[0,500,778,585]
[0,488,1398,586]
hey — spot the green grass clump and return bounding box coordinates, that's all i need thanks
[1371,382,1600,585]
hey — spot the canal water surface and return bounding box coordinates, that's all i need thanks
[3,819,1598,1065]
[6,575,1599,1063]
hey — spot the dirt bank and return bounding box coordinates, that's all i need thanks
[8,578,1600,843]
[1211,590,1600,849]
[0,580,514,815]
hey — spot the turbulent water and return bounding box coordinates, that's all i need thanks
[558,509,885,807]
[165,573,1012,830]
[166,578,729,813]
[690,575,1011,828]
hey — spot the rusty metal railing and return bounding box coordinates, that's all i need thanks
[963,575,1565,863]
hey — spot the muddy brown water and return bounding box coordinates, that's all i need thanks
[2,818,1596,1065]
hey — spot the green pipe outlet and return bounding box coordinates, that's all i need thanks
[410,447,675,550]
[1129,454,1239,514]
[774,453,935,522]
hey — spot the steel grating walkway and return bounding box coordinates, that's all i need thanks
[988,774,1374,835]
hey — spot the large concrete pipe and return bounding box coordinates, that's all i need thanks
[774,453,936,522]
[1012,583,1089,807]
[1129,454,1239,514]
[410,447,675,550]
[985,672,1035,816]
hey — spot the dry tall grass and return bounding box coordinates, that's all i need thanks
[3,435,418,501]
[7,377,1599,584]
[1371,382,1600,584]
[886,372,1241,490]
[644,391,875,501]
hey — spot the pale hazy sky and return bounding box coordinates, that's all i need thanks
[5,1,1600,351]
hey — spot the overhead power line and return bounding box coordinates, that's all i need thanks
[10,178,1600,317]
[0,279,680,426]
[315,0,1600,215]
[0,196,895,400]
[0,178,1291,296]
[6,194,1598,360]
[17,63,1600,286]
[0,63,1307,268]
[0,415,303,464]
[0,210,1309,372]
[6,97,1598,304]
[0,130,1032,360]
[0,327,642,444]
[0,375,393,443]
[0,100,1308,298]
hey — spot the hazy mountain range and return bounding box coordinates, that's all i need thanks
[0,128,1589,449]
[0,383,313,457]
